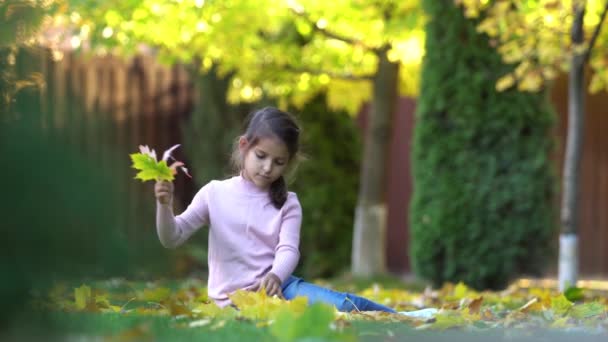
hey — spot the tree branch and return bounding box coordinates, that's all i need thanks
[283,64,374,81]
[584,1,608,63]
[288,6,381,54]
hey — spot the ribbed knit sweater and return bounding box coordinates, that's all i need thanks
[156,175,302,306]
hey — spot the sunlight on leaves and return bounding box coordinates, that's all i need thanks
[229,289,309,322]
[192,303,239,320]
[36,278,608,336]
[459,0,608,94]
[551,294,574,316]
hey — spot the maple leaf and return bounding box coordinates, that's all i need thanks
[74,284,92,311]
[130,144,191,182]
[229,289,309,321]
[467,296,484,314]
[270,303,351,342]
[551,294,573,316]
[570,302,606,319]
[192,303,239,319]
[73,285,121,313]
[139,287,172,302]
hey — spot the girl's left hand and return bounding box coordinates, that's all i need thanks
[259,272,284,299]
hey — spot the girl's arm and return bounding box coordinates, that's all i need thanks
[269,194,302,282]
[156,201,181,248]
[155,181,211,249]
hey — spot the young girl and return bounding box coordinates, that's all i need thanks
[155,107,430,315]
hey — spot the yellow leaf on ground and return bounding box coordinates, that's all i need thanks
[139,287,171,302]
[551,295,573,316]
[192,302,238,319]
[467,296,483,314]
[74,285,92,310]
[570,302,606,319]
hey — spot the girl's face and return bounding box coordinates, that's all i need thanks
[240,136,290,190]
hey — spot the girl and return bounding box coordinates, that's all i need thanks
[155,106,432,315]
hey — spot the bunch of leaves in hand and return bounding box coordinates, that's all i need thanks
[130,144,192,182]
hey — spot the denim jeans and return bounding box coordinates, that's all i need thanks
[281,276,396,313]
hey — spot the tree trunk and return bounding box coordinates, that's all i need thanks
[559,4,586,291]
[351,48,399,276]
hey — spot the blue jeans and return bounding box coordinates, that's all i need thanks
[281,276,396,313]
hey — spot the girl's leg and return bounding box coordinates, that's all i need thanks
[281,276,396,313]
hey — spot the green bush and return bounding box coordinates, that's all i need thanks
[410,0,557,290]
[289,94,361,278]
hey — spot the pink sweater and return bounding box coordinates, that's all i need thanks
[156,175,302,306]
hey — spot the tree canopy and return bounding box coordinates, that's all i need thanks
[457,0,608,93]
[56,0,425,113]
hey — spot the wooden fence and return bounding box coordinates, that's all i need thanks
[16,47,197,240]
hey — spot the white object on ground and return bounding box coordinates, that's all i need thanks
[398,308,439,319]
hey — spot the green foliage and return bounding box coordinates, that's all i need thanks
[63,0,425,113]
[289,93,361,279]
[0,46,15,115]
[458,0,608,94]
[130,153,174,182]
[0,110,132,326]
[24,278,608,340]
[270,303,352,342]
[1,67,174,328]
[0,1,56,119]
[564,286,585,302]
[0,1,50,46]
[410,0,557,290]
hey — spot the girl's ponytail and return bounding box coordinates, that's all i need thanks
[269,176,288,209]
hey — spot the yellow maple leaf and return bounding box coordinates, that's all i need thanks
[139,287,171,302]
[192,302,239,319]
[74,285,92,310]
[551,294,573,316]
[229,289,309,321]
[496,74,516,91]
[518,72,543,92]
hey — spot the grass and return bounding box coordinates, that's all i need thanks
[4,311,271,342]
[5,311,605,342]
[2,276,607,342]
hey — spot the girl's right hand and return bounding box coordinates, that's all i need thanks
[155,180,174,205]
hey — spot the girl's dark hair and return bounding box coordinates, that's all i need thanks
[232,106,301,209]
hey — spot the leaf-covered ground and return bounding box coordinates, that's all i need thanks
[9,278,608,341]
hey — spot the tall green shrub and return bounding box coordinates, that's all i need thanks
[410,0,556,290]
